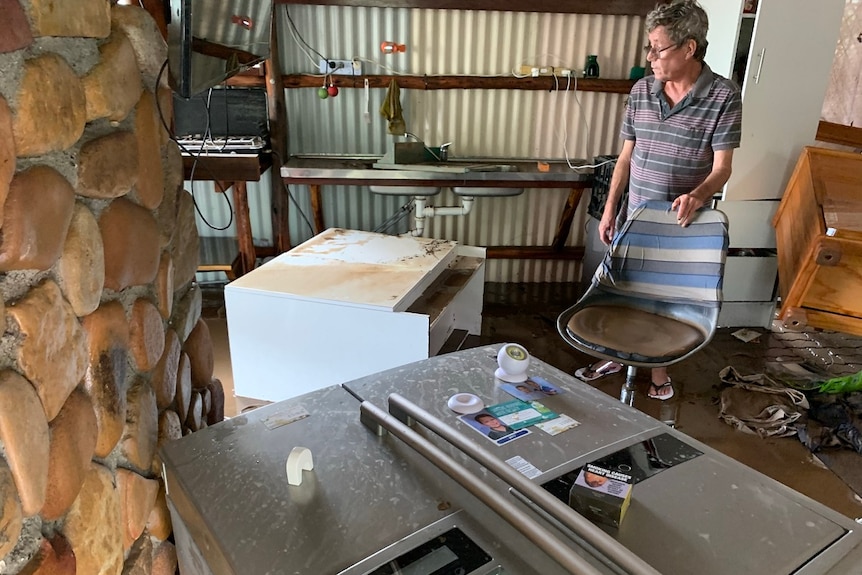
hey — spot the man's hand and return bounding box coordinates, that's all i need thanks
[598,212,616,245]
[671,193,704,227]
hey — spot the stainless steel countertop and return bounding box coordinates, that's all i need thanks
[280,155,593,187]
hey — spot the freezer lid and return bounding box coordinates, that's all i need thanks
[225,228,459,312]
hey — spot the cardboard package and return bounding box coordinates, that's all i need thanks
[568,462,633,528]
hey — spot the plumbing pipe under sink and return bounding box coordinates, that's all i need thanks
[410,195,474,236]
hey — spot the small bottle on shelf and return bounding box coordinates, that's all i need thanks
[583,55,600,78]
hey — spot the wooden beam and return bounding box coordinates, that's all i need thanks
[191,37,263,66]
[552,188,586,251]
[266,24,293,253]
[275,0,655,16]
[816,120,862,149]
[229,73,635,94]
[310,184,324,234]
[282,74,635,94]
[140,0,168,40]
[485,246,585,260]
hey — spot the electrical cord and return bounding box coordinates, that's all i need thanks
[373,200,414,235]
[545,70,617,173]
[269,149,315,238]
[284,7,328,69]
[286,182,316,238]
[351,56,401,76]
[154,60,234,231]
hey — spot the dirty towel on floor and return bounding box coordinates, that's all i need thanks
[718,366,809,438]
[797,392,862,454]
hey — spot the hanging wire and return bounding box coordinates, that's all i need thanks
[284,7,328,67]
[268,149,316,239]
[373,200,415,235]
[155,59,235,231]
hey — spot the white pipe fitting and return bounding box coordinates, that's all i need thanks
[410,196,474,236]
[413,196,428,236]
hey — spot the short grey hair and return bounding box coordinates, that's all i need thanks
[646,0,709,62]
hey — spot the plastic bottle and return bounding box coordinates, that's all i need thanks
[584,55,600,79]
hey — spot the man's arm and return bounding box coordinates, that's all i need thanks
[672,148,734,226]
[598,139,634,245]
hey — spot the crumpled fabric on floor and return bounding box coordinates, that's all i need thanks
[796,392,862,454]
[717,366,810,438]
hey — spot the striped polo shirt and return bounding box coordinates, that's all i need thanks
[620,63,742,215]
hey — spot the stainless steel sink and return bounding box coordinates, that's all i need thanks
[372,161,521,174]
[283,155,593,186]
[462,164,519,173]
[368,185,442,196]
[452,186,524,197]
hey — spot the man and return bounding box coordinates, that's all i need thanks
[575,0,742,400]
[473,413,514,440]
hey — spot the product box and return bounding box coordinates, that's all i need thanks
[568,462,633,528]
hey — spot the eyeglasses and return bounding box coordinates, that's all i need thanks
[642,42,680,59]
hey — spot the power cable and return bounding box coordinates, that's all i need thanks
[155,60,235,231]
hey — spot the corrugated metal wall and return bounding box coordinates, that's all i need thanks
[194,4,646,284]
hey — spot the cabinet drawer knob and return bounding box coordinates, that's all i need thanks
[815,245,841,266]
[781,307,808,331]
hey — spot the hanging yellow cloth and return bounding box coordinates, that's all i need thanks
[379,79,406,135]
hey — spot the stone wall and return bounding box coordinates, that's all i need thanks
[0,1,223,574]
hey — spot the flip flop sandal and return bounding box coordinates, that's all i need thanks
[648,379,675,401]
[574,360,623,382]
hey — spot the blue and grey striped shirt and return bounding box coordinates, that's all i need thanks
[620,63,742,215]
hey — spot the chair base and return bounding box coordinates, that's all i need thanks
[618,365,677,427]
[621,365,637,406]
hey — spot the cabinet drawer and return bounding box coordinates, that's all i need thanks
[723,253,777,302]
[715,200,779,249]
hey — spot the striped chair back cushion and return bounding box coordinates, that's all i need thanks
[594,200,729,304]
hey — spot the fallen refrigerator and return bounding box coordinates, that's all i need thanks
[160,345,862,574]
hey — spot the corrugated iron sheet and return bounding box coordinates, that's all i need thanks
[194,5,645,283]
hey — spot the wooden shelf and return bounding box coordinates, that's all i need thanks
[183,153,272,182]
[230,74,636,94]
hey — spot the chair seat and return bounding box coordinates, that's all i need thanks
[567,305,706,361]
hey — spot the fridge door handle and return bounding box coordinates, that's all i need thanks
[383,393,663,575]
[752,47,766,84]
[359,400,605,575]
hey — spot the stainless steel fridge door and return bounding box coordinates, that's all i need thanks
[344,345,862,575]
[161,384,605,575]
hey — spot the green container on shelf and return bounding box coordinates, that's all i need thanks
[583,55,600,78]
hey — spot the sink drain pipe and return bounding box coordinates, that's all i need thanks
[412,195,474,236]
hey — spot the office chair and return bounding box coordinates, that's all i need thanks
[558,200,729,406]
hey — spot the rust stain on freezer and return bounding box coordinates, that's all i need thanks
[231,228,462,311]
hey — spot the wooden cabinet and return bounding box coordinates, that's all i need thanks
[773,146,862,336]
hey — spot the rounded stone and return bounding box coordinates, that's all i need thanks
[56,203,106,317]
[13,53,86,157]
